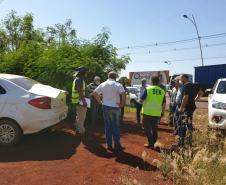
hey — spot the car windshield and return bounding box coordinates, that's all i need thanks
[216,81,226,94]
[10,77,40,91]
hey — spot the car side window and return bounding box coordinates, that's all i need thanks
[0,85,6,94]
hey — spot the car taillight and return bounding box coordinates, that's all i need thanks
[29,97,51,109]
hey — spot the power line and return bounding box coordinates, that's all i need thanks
[168,55,226,62]
[118,32,226,50]
[120,41,226,55]
[136,55,226,64]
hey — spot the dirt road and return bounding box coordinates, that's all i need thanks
[0,113,175,185]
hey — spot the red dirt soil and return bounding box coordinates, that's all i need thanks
[0,112,175,185]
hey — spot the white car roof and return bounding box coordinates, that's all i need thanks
[0,73,24,80]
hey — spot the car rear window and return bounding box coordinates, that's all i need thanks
[128,88,139,94]
[9,77,39,91]
[216,81,226,94]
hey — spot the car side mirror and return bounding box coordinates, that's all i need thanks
[205,89,213,95]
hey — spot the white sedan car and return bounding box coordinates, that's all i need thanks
[126,87,139,107]
[0,74,68,146]
[208,78,226,129]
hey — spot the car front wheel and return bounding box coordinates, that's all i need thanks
[0,119,22,146]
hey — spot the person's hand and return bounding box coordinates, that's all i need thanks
[179,107,184,113]
[117,103,124,108]
[82,99,87,107]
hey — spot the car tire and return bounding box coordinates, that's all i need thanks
[130,99,136,108]
[0,119,22,146]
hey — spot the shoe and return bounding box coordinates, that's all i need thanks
[115,145,125,152]
[172,141,184,148]
[107,146,114,152]
[171,130,178,136]
[154,147,161,153]
[144,144,154,149]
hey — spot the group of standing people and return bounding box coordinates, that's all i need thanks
[72,67,126,152]
[71,66,200,153]
[169,74,202,147]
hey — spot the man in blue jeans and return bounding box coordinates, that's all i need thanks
[93,71,126,152]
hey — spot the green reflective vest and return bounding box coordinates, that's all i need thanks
[142,85,165,116]
[71,79,86,104]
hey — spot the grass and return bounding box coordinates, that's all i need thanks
[123,106,226,185]
[157,109,226,185]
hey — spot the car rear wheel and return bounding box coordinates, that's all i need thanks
[0,119,22,146]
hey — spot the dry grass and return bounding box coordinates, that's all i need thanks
[156,109,226,185]
[123,107,225,185]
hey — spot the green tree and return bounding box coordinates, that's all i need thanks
[0,10,130,95]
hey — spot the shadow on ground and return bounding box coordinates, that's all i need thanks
[0,129,81,162]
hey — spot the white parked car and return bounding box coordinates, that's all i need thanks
[0,74,68,146]
[208,78,226,129]
[126,87,139,107]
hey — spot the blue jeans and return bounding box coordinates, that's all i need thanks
[102,105,121,147]
[173,104,181,131]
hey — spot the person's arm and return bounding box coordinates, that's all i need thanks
[179,95,188,112]
[93,85,102,105]
[118,92,126,107]
[93,92,102,105]
[161,95,166,116]
[117,84,126,107]
[195,89,204,101]
[140,89,147,103]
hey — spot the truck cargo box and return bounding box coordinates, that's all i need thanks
[195,64,226,89]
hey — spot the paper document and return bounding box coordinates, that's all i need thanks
[79,98,91,108]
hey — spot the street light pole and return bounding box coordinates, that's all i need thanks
[183,14,204,66]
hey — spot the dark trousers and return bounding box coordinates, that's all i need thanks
[143,115,160,146]
[178,110,194,146]
[136,102,142,123]
[173,105,180,131]
[90,98,100,125]
[121,106,125,121]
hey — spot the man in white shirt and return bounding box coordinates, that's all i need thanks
[93,71,126,152]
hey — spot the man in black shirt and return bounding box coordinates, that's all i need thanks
[177,74,196,147]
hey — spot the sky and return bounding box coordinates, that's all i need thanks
[0,0,226,77]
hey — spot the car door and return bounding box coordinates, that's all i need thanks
[0,83,7,113]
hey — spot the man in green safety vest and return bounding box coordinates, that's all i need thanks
[71,66,88,136]
[141,76,166,150]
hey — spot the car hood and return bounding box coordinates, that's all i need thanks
[212,93,226,103]
[29,84,67,98]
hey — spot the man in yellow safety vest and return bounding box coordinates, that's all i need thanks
[71,66,88,136]
[141,76,166,150]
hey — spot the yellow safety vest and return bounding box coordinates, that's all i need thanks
[71,79,86,104]
[142,85,165,116]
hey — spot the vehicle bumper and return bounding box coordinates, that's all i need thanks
[209,108,226,129]
[22,108,68,134]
